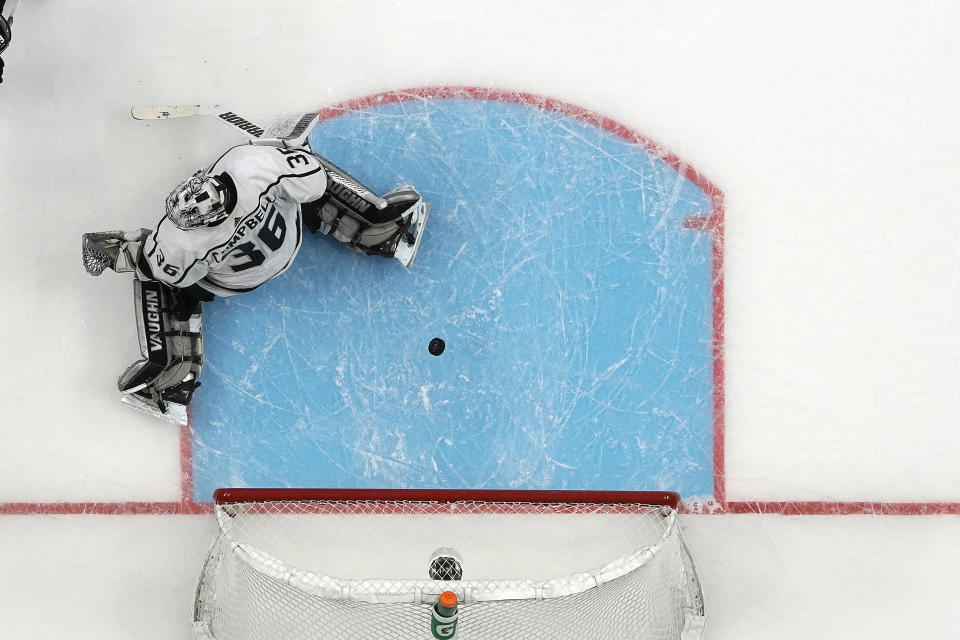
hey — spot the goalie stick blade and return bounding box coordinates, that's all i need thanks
[130,104,268,139]
[261,112,319,143]
[130,105,207,120]
[393,202,430,269]
[120,394,187,426]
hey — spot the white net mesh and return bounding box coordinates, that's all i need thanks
[194,497,704,640]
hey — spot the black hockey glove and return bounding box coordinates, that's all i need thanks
[0,14,11,84]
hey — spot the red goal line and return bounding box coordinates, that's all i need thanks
[2,499,959,517]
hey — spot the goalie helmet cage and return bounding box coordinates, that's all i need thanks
[194,488,705,640]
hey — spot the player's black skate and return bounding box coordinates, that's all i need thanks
[120,376,200,426]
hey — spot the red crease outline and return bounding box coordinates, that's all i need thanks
[1,87,953,517]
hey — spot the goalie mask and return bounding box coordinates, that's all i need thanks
[166,170,229,229]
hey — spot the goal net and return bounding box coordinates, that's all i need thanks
[193,488,705,640]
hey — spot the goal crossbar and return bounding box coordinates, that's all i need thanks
[214,487,680,508]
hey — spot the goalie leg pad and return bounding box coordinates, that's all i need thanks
[303,185,428,267]
[118,279,203,422]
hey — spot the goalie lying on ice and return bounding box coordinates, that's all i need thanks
[82,143,430,424]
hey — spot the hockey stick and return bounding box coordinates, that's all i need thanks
[130,104,320,149]
[131,104,269,138]
[131,104,387,210]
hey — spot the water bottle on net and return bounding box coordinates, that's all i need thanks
[430,590,459,639]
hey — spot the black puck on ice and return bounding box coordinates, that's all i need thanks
[428,338,445,356]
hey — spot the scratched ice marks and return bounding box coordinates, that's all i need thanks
[190,96,716,499]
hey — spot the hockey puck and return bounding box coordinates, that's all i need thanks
[428,338,445,356]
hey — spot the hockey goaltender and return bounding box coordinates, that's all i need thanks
[82,140,429,424]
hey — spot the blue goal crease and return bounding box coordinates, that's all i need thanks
[190,98,716,500]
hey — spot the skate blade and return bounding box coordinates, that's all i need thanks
[394,202,430,269]
[120,394,188,426]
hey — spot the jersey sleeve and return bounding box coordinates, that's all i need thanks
[135,217,213,288]
[208,145,328,205]
[258,147,328,204]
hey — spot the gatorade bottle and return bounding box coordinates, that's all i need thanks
[430,590,459,639]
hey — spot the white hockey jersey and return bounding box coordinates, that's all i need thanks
[137,145,327,296]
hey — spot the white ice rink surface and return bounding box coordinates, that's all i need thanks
[2,1,960,638]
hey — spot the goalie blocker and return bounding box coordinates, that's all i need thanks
[118,278,203,425]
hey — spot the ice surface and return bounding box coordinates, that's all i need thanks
[191,96,717,498]
[1,1,959,639]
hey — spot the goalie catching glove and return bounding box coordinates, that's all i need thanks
[82,229,149,276]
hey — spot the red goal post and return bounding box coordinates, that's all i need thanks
[213,486,681,510]
[194,488,704,640]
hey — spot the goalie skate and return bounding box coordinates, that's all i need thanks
[392,197,430,269]
[120,391,188,426]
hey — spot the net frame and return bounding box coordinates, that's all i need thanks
[194,488,704,640]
